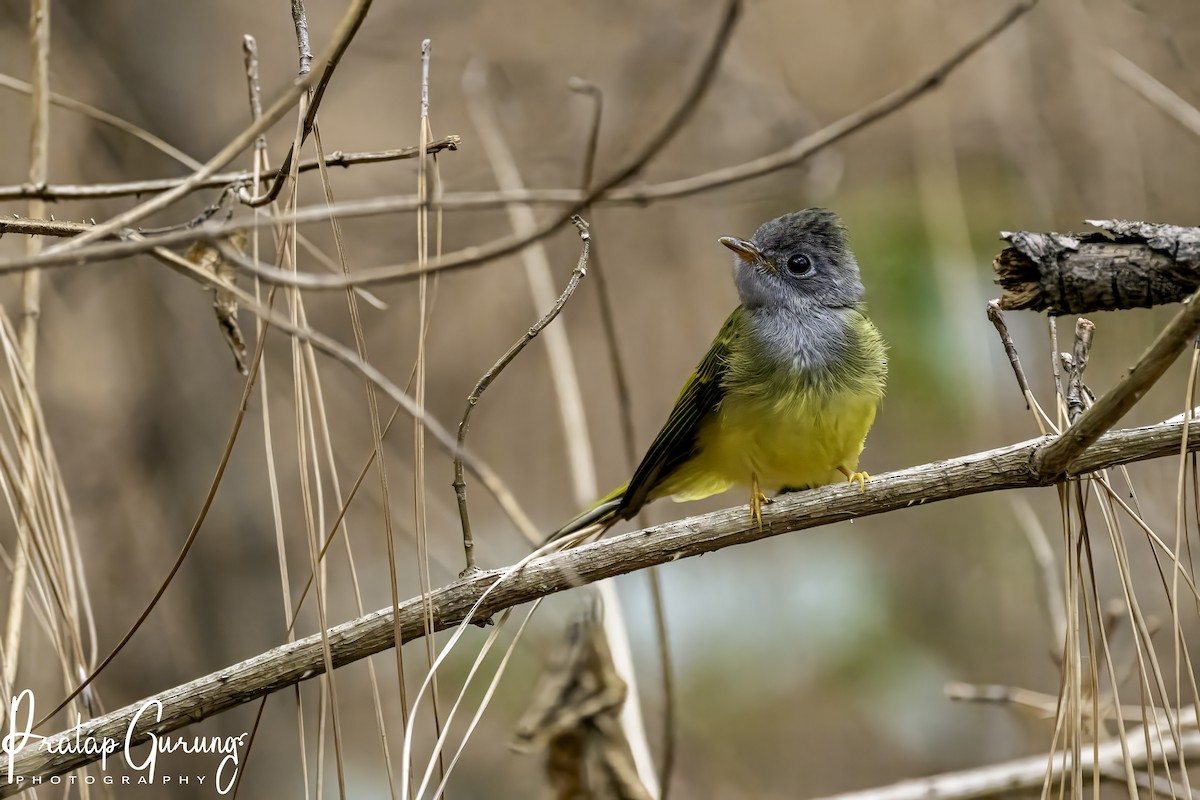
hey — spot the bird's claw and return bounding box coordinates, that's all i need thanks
[838,466,870,492]
[749,473,768,529]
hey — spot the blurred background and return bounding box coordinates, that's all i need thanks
[1,0,1200,796]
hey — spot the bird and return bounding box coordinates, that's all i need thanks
[551,208,887,541]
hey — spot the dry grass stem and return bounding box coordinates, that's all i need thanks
[5,0,52,693]
[412,36,448,792]
[1108,50,1200,139]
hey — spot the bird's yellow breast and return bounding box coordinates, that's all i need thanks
[662,386,880,501]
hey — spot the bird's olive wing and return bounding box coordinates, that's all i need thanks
[617,306,743,517]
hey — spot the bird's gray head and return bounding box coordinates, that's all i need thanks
[719,208,865,311]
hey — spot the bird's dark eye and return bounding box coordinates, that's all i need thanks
[786,253,813,276]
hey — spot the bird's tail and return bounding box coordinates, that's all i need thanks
[545,482,629,544]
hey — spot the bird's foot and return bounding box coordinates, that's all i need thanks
[838,465,870,492]
[750,473,769,529]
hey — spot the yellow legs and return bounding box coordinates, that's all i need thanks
[749,471,769,529]
[838,465,870,492]
[749,467,867,526]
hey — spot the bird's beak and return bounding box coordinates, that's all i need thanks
[719,236,773,273]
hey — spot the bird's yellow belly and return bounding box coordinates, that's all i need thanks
[662,389,879,501]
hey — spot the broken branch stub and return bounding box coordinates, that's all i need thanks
[994,220,1200,314]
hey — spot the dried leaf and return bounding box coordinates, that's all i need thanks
[186,230,248,375]
[514,599,650,800]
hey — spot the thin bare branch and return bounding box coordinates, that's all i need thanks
[0,71,201,170]
[0,217,90,237]
[0,137,461,203]
[618,0,1038,204]
[0,0,1033,214]
[291,0,313,75]
[242,36,265,151]
[0,215,386,311]
[19,0,49,420]
[0,0,741,283]
[453,217,591,572]
[987,300,1034,410]
[22,0,373,254]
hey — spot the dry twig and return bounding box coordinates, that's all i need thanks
[21,0,374,255]
[0,137,461,202]
[291,0,313,76]
[987,300,1034,411]
[453,217,591,572]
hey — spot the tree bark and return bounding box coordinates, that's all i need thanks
[994,220,1200,314]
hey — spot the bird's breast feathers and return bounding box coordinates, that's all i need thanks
[705,385,879,491]
[674,306,886,497]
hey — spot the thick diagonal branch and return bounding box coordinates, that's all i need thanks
[2,415,1199,790]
